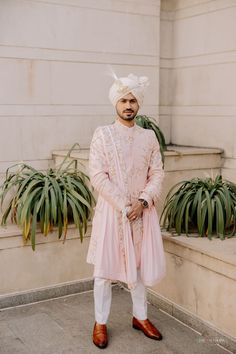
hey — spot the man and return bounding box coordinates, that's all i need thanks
[87,73,166,349]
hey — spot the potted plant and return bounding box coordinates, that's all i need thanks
[161,175,236,240]
[135,115,167,163]
[0,146,95,250]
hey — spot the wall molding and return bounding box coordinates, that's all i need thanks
[160,105,236,117]
[14,0,160,17]
[0,45,158,66]
[160,50,236,69]
[0,104,159,117]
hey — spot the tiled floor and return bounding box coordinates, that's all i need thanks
[0,286,233,354]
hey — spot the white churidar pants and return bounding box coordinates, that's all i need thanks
[94,272,147,324]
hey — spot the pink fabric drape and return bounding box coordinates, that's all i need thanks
[141,207,166,285]
[106,126,165,288]
[107,126,137,288]
[87,122,166,288]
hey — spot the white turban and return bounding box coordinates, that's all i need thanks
[109,73,149,107]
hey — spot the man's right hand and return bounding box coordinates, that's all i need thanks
[127,201,144,221]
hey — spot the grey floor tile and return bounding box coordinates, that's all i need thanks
[0,287,233,354]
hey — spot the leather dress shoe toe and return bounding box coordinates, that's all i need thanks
[93,322,108,349]
[132,317,163,340]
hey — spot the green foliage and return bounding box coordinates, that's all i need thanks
[161,175,236,239]
[0,145,95,250]
[135,115,167,164]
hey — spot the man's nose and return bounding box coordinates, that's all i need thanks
[125,101,131,109]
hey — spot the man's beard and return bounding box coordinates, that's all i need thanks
[117,110,136,121]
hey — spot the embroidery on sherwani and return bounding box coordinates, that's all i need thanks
[114,124,145,248]
[102,126,129,271]
[105,125,137,288]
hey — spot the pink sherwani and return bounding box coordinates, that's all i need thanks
[87,120,166,287]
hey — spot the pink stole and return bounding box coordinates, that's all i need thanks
[104,126,166,289]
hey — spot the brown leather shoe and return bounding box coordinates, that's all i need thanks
[93,322,108,349]
[132,317,163,340]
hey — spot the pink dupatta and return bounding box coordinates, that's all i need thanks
[106,127,137,288]
[103,126,166,288]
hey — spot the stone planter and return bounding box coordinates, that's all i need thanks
[0,224,93,296]
[151,233,236,340]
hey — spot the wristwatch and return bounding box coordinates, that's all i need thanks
[138,198,149,208]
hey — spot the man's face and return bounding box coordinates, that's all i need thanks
[115,93,139,121]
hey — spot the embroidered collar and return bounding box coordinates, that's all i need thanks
[114,119,136,134]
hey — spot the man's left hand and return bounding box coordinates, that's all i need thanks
[127,201,143,221]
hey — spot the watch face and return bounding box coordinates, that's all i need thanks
[138,199,148,208]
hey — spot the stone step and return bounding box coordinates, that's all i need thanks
[53,146,223,173]
[52,148,89,174]
[164,146,223,171]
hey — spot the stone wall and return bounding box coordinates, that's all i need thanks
[0,0,161,175]
[152,234,236,340]
[2,0,235,180]
[0,225,93,295]
[160,0,236,181]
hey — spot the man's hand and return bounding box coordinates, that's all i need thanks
[127,201,143,221]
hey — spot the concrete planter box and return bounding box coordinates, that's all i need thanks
[0,224,93,297]
[152,234,236,340]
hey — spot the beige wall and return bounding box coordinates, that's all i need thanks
[159,0,174,144]
[0,0,161,174]
[1,0,235,176]
[160,0,236,181]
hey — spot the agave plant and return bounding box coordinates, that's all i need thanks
[135,115,167,163]
[161,175,236,240]
[0,146,95,250]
